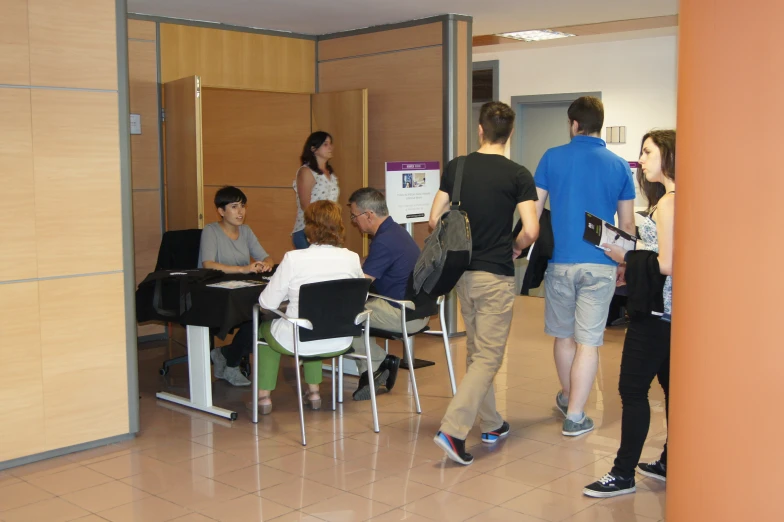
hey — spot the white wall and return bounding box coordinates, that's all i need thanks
[475,35,678,206]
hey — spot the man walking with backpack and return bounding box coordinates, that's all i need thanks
[429,101,539,465]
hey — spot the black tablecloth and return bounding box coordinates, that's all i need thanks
[136,272,270,339]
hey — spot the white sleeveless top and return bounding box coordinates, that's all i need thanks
[292,166,340,234]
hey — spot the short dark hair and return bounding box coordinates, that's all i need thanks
[479,101,515,144]
[348,187,389,217]
[214,186,247,209]
[567,96,604,135]
[637,129,676,211]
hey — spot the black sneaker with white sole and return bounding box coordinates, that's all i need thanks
[482,421,510,444]
[433,431,474,465]
[637,460,667,482]
[583,473,636,498]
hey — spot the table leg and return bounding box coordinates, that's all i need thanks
[156,325,238,420]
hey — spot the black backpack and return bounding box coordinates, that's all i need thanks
[412,157,472,295]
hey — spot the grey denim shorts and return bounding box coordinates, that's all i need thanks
[544,263,617,347]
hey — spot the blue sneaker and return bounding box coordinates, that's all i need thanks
[482,421,510,444]
[562,414,595,436]
[433,431,474,465]
[555,391,569,417]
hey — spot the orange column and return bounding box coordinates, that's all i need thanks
[669,1,784,520]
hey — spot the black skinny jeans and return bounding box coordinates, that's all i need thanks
[611,316,671,478]
[220,320,254,367]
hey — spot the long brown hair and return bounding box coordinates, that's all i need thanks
[637,129,676,211]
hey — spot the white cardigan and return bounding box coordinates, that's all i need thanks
[258,245,363,356]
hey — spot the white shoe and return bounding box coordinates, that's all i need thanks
[210,348,227,379]
[223,366,251,386]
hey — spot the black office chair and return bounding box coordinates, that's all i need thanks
[251,278,377,446]
[154,230,202,376]
[337,276,457,414]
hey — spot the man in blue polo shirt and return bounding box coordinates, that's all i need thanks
[535,96,636,436]
[348,187,427,400]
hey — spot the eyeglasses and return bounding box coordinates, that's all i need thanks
[350,211,370,222]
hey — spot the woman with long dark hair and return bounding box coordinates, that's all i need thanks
[291,131,340,249]
[584,130,676,498]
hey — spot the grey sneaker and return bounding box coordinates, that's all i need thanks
[223,366,251,386]
[210,348,227,379]
[555,391,568,418]
[562,415,594,436]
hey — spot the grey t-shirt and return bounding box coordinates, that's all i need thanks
[198,222,269,268]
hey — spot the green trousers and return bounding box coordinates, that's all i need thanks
[258,320,349,391]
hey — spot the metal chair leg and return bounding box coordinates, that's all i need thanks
[331,358,337,411]
[338,356,344,403]
[365,318,380,432]
[252,306,260,424]
[440,301,457,396]
[293,336,307,446]
[401,333,421,414]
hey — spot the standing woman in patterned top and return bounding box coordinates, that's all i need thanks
[584,130,676,498]
[291,131,340,249]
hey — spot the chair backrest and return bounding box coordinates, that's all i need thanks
[297,278,372,342]
[156,229,202,270]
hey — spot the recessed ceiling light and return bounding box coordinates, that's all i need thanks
[498,29,575,42]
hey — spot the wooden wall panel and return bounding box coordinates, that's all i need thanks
[0,282,45,461]
[32,90,123,278]
[164,76,203,231]
[318,23,442,61]
[133,191,162,281]
[312,89,368,256]
[0,89,38,282]
[28,0,117,90]
[202,187,296,262]
[129,40,160,191]
[160,24,315,93]
[128,19,156,41]
[457,21,469,157]
[0,0,30,85]
[319,46,443,192]
[201,88,311,188]
[40,274,129,449]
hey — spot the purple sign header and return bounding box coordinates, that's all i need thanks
[386,161,440,171]
[628,161,640,168]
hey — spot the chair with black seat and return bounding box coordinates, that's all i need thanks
[154,229,203,376]
[338,276,457,414]
[251,278,379,446]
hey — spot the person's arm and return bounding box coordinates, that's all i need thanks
[655,195,675,276]
[428,190,450,230]
[616,199,636,236]
[513,200,540,255]
[258,253,293,310]
[203,260,262,274]
[246,227,274,272]
[296,166,316,209]
[535,187,549,220]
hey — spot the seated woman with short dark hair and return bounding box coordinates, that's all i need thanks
[251,200,363,414]
[199,186,274,387]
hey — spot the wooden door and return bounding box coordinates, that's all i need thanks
[163,76,204,231]
[311,89,368,256]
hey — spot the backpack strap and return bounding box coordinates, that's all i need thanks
[450,156,466,211]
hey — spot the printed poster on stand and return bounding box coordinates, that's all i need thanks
[384,161,440,225]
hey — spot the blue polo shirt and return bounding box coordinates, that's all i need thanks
[363,217,420,300]
[535,135,635,265]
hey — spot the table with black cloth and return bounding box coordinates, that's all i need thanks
[136,271,274,420]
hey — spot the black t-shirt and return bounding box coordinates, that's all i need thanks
[440,152,537,276]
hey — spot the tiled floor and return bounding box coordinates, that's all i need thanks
[0,297,667,521]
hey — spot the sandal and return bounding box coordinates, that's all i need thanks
[245,398,273,415]
[303,392,321,411]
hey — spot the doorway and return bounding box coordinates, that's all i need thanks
[510,92,602,295]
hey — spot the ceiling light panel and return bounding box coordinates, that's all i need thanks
[498,29,575,41]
